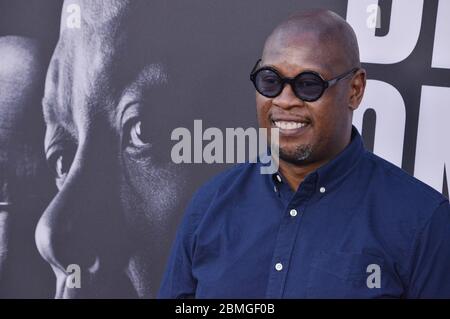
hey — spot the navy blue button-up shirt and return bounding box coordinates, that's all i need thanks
[159,127,450,298]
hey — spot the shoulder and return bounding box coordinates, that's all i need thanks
[362,150,448,220]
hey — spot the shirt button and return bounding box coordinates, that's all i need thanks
[274,185,278,193]
[276,174,282,183]
[275,263,283,271]
[289,209,298,217]
[319,187,326,193]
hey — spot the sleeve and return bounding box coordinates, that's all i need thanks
[157,189,205,299]
[406,200,450,298]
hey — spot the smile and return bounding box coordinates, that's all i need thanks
[273,121,308,130]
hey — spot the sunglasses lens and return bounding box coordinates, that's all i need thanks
[254,69,282,97]
[294,73,324,101]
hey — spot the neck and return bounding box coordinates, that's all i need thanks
[278,158,327,191]
[279,131,352,192]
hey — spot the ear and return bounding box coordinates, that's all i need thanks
[348,68,366,111]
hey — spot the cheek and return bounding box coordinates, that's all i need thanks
[256,95,272,127]
[309,103,350,153]
[121,156,181,228]
[311,95,344,129]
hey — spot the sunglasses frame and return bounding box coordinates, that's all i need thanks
[250,58,359,102]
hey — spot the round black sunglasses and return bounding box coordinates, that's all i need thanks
[250,59,359,102]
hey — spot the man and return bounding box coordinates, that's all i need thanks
[36,0,189,298]
[159,10,450,298]
[0,36,55,297]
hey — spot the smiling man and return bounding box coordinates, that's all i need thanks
[159,10,450,298]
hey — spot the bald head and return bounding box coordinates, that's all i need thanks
[255,9,367,177]
[263,9,360,73]
[0,36,46,133]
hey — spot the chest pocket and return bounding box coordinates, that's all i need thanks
[306,251,400,298]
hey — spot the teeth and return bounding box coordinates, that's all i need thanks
[274,121,307,130]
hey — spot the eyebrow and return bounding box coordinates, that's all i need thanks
[42,96,79,146]
[44,124,77,156]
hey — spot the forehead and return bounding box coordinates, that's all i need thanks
[42,39,168,136]
[43,1,171,131]
[262,31,342,77]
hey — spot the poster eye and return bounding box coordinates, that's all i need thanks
[129,120,151,148]
[55,155,68,177]
[49,150,73,181]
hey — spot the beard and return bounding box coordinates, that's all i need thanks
[278,143,313,165]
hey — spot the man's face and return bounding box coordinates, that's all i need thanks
[256,32,356,165]
[36,1,184,298]
[0,36,55,297]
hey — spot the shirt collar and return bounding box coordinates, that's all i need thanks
[271,125,365,195]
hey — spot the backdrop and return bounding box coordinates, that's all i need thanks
[0,0,448,298]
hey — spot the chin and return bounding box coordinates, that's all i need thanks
[279,144,314,165]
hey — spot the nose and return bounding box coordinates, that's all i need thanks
[35,137,127,278]
[271,83,304,110]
